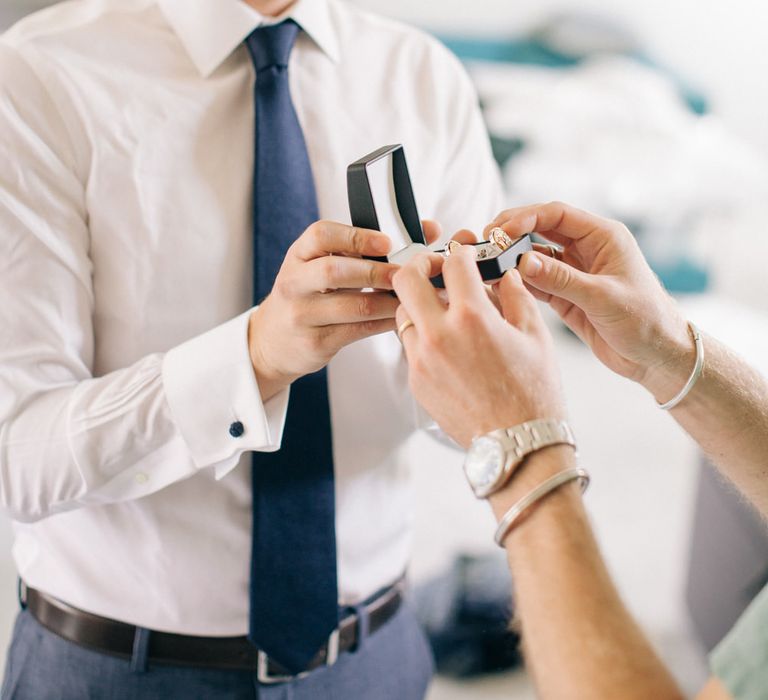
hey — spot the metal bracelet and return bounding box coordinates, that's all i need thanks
[493,467,590,548]
[657,321,704,411]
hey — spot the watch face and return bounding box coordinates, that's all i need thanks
[464,436,505,495]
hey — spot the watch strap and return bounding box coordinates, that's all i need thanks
[497,419,576,463]
[483,419,576,498]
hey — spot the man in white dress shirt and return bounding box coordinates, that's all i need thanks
[0,0,502,696]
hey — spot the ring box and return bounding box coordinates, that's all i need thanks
[347,144,532,286]
[430,234,533,287]
[347,144,428,266]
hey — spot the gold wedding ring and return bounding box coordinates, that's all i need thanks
[397,318,415,340]
[545,244,560,259]
[489,227,514,252]
[445,240,462,257]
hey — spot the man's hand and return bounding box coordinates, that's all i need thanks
[488,202,693,403]
[247,218,466,400]
[248,221,402,400]
[393,247,566,448]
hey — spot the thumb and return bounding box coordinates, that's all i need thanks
[519,251,594,307]
[495,269,540,331]
[421,220,443,246]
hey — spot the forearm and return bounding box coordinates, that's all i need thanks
[643,333,768,515]
[491,448,683,700]
[0,313,287,521]
[0,355,191,521]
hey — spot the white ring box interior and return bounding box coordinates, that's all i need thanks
[347,144,533,284]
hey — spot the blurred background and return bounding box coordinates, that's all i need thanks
[2,1,768,698]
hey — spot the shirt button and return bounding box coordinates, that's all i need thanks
[229,421,245,438]
[135,473,148,485]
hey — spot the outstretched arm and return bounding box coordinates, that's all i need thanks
[392,248,732,699]
[492,202,768,515]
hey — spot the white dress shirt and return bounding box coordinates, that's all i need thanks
[0,0,502,635]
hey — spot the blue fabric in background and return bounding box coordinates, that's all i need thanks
[414,554,520,678]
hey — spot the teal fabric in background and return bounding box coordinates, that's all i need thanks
[438,36,581,68]
[710,583,768,700]
[437,35,708,116]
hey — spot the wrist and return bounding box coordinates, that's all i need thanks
[247,309,296,401]
[488,444,578,521]
[489,446,586,555]
[638,317,696,404]
[468,402,569,447]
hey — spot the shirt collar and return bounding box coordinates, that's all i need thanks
[157,0,340,78]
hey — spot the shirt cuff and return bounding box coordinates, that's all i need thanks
[162,309,289,475]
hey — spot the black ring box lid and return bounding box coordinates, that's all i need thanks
[347,144,533,286]
[347,144,427,262]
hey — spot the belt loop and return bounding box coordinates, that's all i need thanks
[130,627,152,674]
[353,602,370,653]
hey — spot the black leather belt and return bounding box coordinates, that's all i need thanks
[23,581,403,683]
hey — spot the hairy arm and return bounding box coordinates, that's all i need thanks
[644,334,768,515]
[492,201,768,516]
[392,246,735,700]
[492,447,684,700]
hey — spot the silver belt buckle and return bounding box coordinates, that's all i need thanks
[256,628,341,685]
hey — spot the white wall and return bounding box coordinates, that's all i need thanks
[352,0,768,157]
[5,1,767,155]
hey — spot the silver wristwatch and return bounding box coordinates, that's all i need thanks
[463,419,577,498]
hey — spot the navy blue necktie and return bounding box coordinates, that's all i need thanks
[245,20,339,675]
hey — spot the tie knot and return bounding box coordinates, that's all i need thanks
[245,19,300,73]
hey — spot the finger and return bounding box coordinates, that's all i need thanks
[392,253,445,327]
[494,269,541,332]
[531,231,573,250]
[310,291,400,325]
[485,201,624,244]
[522,273,582,322]
[549,296,598,349]
[441,246,489,308]
[301,256,399,293]
[486,203,543,232]
[518,251,597,308]
[485,284,503,313]
[450,229,478,246]
[422,220,443,246]
[421,253,446,279]
[522,280,553,304]
[396,251,445,282]
[532,242,563,262]
[321,318,398,350]
[532,234,591,272]
[292,221,392,260]
[395,303,409,329]
[395,304,418,355]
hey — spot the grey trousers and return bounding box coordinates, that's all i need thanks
[1,602,434,699]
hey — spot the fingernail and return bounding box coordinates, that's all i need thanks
[522,253,543,277]
[373,236,391,254]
